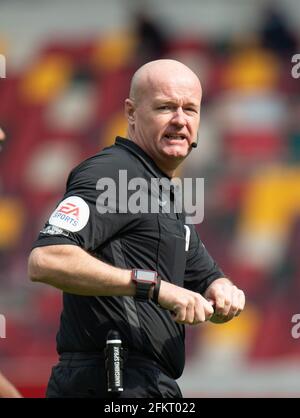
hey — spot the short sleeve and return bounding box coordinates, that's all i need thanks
[184,225,224,295]
[32,155,139,251]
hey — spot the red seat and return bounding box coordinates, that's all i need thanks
[224,129,286,161]
[249,296,300,360]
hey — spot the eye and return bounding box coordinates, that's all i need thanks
[185,107,198,114]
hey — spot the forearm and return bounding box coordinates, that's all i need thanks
[28,245,134,296]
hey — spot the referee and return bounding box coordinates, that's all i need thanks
[28,59,245,398]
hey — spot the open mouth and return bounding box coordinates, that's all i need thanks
[163,134,187,141]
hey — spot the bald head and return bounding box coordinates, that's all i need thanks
[125,59,202,176]
[129,59,202,104]
[0,128,5,141]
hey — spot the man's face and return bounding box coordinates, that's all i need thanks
[0,128,4,141]
[126,73,201,170]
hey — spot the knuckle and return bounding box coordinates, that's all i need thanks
[231,304,239,312]
[178,300,186,309]
[214,291,223,299]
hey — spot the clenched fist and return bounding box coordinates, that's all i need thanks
[158,281,214,325]
[204,278,245,324]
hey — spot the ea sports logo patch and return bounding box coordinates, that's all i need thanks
[49,196,90,232]
[59,202,80,219]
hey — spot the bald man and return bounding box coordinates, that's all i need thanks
[28,60,245,398]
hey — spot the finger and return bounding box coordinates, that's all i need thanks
[172,305,186,324]
[205,300,214,318]
[185,303,195,325]
[206,298,215,310]
[228,286,240,317]
[235,290,246,316]
[213,292,225,312]
[193,305,205,324]
[216,292,231,316]
[195,299,214,323]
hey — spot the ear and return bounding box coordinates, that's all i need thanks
[125,98,136,126]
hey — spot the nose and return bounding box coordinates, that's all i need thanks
[171,108,186,127]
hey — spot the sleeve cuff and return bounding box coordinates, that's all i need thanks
[31,235,81,250]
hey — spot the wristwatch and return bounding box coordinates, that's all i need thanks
[132,269,159,302]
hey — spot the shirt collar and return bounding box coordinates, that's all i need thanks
[115,136,171,180]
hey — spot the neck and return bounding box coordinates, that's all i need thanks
[127,132,184,178]
[152,157,182,178]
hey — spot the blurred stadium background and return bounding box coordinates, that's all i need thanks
[0,0,300,397]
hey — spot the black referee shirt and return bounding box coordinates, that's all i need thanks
[32,136,223,379]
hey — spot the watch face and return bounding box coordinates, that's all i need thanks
[135,270,157,283]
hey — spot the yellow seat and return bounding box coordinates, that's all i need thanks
[100,111,127,149]
[21,54,72,104]
[240,166,300,237]
[0,198,25,249]
[92,31,137,71]
[223,47,280,91]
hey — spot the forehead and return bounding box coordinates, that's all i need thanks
[145,74,201,105]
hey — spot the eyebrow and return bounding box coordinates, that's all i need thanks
[154,99,200,108]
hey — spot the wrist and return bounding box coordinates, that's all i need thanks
[131,269,158,301]
[212,277,233,286]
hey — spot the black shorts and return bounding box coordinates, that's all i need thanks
[46,352,182,398]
